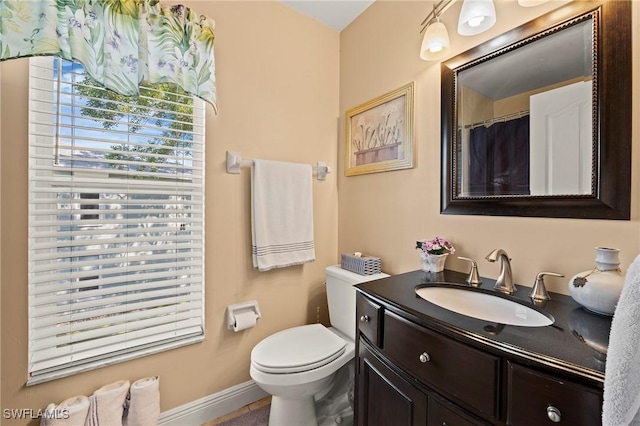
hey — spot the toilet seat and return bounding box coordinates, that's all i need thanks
[251,324,346,374]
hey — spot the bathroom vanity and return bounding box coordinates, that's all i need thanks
[354,269,609,426]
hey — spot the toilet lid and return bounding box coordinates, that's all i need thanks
[251,324,346,374]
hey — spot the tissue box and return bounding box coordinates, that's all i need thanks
[340,253,381,275]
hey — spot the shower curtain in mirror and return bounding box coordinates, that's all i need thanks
[0,0,217,108]
[468,115,530,196]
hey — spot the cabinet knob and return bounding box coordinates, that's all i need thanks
[419,352,431,363]
[360,315,369,323]
[547,406,561,422]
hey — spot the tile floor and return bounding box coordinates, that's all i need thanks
[201,396,271,426]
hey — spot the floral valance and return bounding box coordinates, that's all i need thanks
[0,0,217,108]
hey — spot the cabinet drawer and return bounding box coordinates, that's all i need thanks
[383,311,500,419]
[356,294,382,346]
[428,397,483,426]
[507,362,602,426]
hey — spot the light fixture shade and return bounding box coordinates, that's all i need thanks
[518,0,548,6]
[420,21,450,61]
[458,0,496,36]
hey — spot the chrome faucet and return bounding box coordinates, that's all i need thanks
[529,271,565,305]
[458,257,482,287]
[485,249,515,295]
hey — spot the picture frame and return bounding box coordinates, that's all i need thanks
[345,82,415,176]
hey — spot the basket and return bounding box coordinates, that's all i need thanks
[340,253,382,275]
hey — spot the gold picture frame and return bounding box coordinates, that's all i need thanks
[345,82,415,176]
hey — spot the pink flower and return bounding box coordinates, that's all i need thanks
[416,236,455,255]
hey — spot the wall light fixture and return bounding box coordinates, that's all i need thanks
[420,17,450,60]
[419,0,456,61]
[420,0,547,61]
[517,0,549,6]
[457,0,496,35]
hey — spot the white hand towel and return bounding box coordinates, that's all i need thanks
[603,254,640,426]
[123,376,160,426]
[41,395,90,426]
[85,380,130,426]
[251,159,315,271]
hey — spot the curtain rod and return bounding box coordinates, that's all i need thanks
[462,110,530,129]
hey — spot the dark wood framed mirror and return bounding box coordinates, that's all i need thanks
[441,0,631,219]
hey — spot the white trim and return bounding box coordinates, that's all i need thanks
[158,380,269,426]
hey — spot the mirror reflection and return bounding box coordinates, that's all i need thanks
[455,17,594,198]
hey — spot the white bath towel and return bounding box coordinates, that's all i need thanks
[41,395,90,426]
[123,376,160,426]
[84,380,130,426]
[251,159,315,271]
[603,254,640,426]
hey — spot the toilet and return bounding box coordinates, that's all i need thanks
[250,265,389,426]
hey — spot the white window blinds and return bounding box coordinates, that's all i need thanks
[28,57,206,384]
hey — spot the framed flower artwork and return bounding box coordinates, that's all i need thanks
[345,82,415,176]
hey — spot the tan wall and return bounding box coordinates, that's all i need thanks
[493,76,588,117]
[338,0,640,295]
[0,1,339,423]
[459,86,493,125]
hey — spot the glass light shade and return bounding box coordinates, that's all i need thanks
[420,21,450,61]
[518,0,548,6]
[458,0,496,36]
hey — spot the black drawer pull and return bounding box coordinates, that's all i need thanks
[547,406,561,422]
[419,352,431,363]
[360,315,370,323]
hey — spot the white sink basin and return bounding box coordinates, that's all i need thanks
[415,286,554,327]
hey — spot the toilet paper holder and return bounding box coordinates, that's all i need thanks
[226,300,261,330]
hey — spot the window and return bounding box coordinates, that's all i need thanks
[28,57,205,384]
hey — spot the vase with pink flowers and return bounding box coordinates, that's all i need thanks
[416,236,455,273]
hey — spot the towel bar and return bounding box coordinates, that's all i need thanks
[226,150,330,181]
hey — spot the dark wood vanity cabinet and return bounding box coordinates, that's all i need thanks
[355,292,604,426]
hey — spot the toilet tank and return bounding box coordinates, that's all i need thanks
[325,265,389,341]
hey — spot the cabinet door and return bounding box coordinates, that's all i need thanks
[507,362,602,426]
[357,342,427,426]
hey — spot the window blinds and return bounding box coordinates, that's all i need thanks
[28,57,206,383]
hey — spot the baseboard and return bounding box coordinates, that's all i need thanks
[159,380,269,426]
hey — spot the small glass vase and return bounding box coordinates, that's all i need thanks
[421,253,449,273]
[568,247,625,316]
